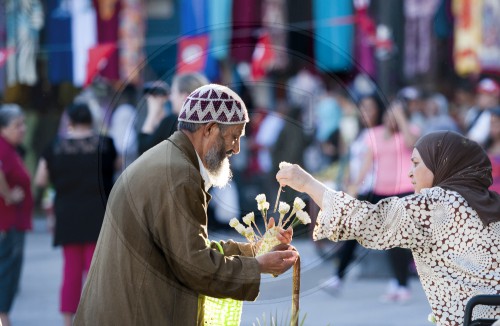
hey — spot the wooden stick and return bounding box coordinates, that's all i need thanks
[273,186,282,213]
[291,255,300,326]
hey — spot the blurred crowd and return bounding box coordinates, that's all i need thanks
[1,68,500,324]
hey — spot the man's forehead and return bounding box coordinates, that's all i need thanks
[224,123,246,136]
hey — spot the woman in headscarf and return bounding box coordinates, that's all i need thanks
[277,131,500,326]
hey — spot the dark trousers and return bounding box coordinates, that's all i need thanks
[336,240,358,279]
[387,247,413,287]
[0,229,25,312]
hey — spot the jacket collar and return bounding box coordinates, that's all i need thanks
[168,131,212,194]
[168,131,199,171]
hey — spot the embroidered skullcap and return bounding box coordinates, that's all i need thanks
[178,84,249,124]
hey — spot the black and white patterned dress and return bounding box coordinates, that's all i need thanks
[313,187,500,326]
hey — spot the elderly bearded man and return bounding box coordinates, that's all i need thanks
[74,84,298,325]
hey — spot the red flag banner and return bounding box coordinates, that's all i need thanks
[0,48,15,68]
[177,35,209,74]
[85,43,117,86]
[251,32,275,81]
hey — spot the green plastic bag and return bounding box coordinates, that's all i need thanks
[202,241,243,326]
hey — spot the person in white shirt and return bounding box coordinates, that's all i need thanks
[466,78,500,146]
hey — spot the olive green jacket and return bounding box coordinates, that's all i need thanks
[74,131,260,326]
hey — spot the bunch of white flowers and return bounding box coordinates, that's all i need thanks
[228,161,312,255]
[229,192,311,256]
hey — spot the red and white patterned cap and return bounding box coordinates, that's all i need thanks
[178,84,249,124]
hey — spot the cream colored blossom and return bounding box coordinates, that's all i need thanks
[255,194,266,204]
[296,210,311,225]
[278,202,290,215]
[229,218,240,228]
[258,201,270,211]
[244,226,255,239]
[242,212,255,226]
[293,197,306,211]
[235,224,246,235]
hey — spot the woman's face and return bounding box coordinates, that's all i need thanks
[383,110,398,132]
[1,116,26,146]
[408,148,434,193]
[359,98,379,128]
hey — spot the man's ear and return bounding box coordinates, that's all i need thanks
[203,122,218,136]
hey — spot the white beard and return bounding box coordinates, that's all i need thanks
[207,157,232,188]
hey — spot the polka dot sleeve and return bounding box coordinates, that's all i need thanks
[313,189,433,250]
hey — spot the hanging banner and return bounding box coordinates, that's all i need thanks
[178,0,218,80]
[313,0,355,72]
[177,35,209,74]
[46,0,73,84]
[453,0,482,76]
[119,0,146,84]
[93,0,121,81]
[479,0,500,72]
[85,43,117,86]
[251,32,275,80]
[208,0,232,60]
[72,0,97,87]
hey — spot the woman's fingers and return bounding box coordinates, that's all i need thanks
[276,164,309,192]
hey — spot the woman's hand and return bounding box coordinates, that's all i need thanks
[276,164,313,193]
[276,164,330,210]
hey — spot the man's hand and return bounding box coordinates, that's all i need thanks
[255,249,298,275]
[267,217,293,245]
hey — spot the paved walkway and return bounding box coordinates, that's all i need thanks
[10,219,432,326]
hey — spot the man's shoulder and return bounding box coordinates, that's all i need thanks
[160,140,203,188]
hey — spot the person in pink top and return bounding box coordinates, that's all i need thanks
[0,104,33,326]
[365,99,420,302]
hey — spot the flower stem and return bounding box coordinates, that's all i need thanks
[273,186,282,213]
[278,213,285,228]
[281,209,297,228]
[252,221,263,238]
